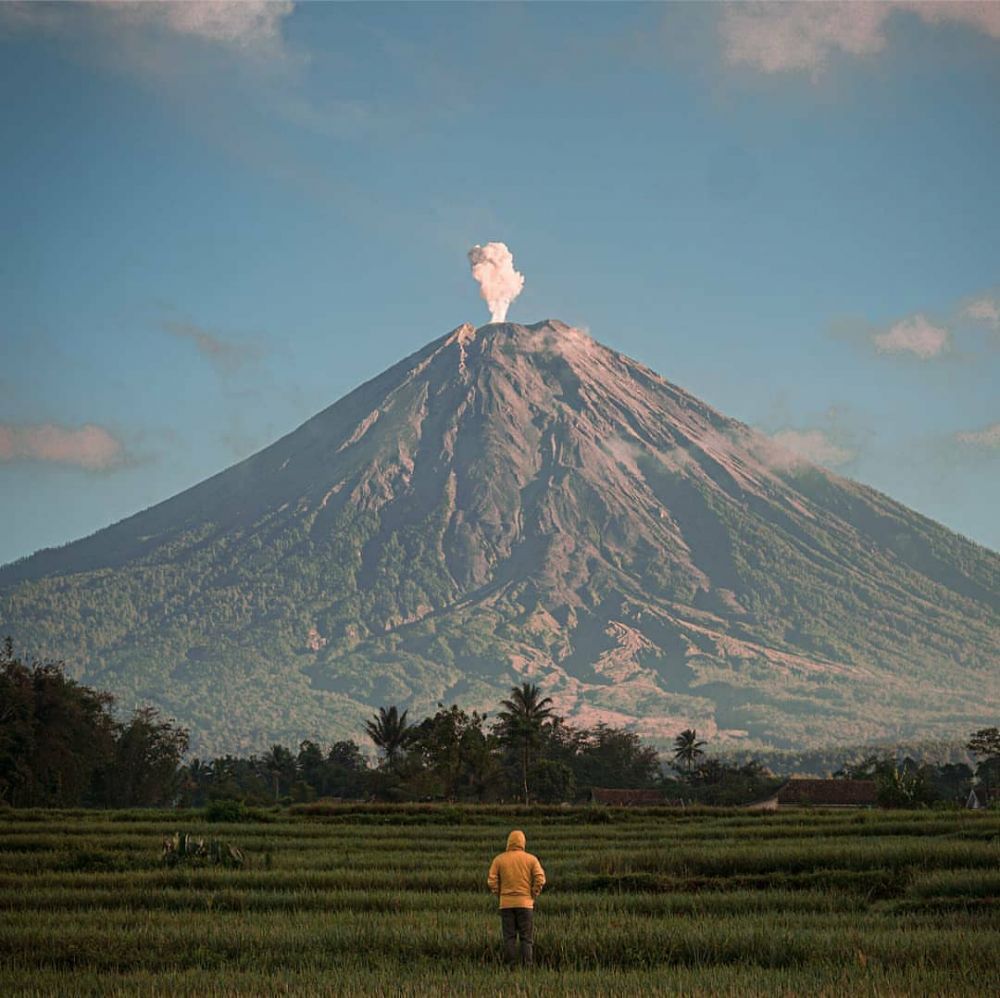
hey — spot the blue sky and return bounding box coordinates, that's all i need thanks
[1,1,998,564]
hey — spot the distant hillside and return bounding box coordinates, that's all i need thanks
[2,319,997,755]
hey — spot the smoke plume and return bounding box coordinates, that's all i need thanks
[468,242,524,323]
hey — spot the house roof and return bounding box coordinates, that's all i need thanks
[591,788,666,805]
[775,778,878,806]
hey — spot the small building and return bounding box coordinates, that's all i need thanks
[966,787,995,809]
[590,788,667,806]
[747,778,878,810]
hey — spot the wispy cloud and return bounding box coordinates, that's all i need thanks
[962,296,1000,330]
[766,428,855,469]
[0,1,295,55]
[835,288,997,362]
[721,2,887,76]
[161,319,257,375]
[0,423,126,470]
[106,1,294,51]
[873,314,950,359]
[720,2,1000,78]
[955,422,1000,448]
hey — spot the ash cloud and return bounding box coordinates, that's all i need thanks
[468,242,525,323]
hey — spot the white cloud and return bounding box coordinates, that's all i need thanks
[955,422,1000,448]
[767,428,855,469]
[0,423,125,470]
[722,3,887,76]
[912,2,1000,40]
[873,314,950,359]
[105,1,294,51]
[721,2,1000,77]
[0,1,295,55]
[962,297,1000,330]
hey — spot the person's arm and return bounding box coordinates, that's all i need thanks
[531,859,546,898]
[487,857,500,896]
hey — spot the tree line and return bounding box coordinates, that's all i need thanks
[0,638,187,807]
[833,734,1000,808]
[180,686,666,807]
[1,639,997,809]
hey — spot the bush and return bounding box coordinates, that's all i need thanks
[204,799,247,823]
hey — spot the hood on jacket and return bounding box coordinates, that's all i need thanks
[506,830,526,851]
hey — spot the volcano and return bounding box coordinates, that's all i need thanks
[2,320,997,754]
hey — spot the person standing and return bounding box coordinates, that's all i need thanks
[487,829,546,967]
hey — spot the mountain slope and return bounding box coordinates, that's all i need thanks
[2,320,997,754]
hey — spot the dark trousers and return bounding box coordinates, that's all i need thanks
[500,907,534,966]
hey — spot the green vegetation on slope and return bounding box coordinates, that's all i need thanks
[1,322,997,754]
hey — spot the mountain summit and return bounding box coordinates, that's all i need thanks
[2,320,997,753]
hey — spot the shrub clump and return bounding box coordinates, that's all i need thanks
[204,799,248,823]
[161,832,245,869]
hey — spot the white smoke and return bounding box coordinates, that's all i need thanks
[468,242,525,323]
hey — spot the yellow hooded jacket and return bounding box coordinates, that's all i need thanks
[487,830,546,909]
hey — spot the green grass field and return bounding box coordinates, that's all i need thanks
[1,805,998,995]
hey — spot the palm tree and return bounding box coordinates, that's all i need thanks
[497,683,554,805]
[261,744,297,801]
[672,728,706,774]
[185,757,214,806]
[364,706,415,767]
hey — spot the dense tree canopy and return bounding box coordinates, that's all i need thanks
[0,639,187,808]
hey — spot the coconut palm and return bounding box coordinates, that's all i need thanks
[185,757,214,806]
[496,683,554,804]
[364,706,416,766]
[672,728,707,773]
[261,744,297,801]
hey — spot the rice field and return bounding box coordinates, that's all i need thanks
[1,804,998,995]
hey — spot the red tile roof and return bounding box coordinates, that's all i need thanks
[775,778,877,806]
